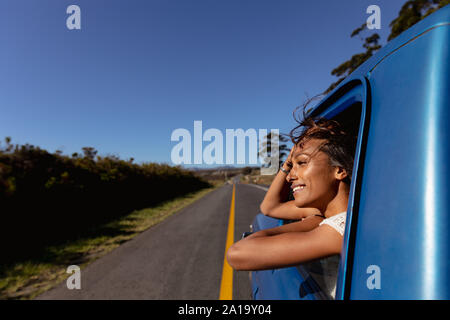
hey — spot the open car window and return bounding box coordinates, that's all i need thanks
[293,81,366,300]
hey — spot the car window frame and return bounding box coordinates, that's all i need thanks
[303,77,371,300]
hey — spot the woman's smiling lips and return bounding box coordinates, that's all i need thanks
[291,183,306,194]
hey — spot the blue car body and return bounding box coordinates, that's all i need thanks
[251,5,450,300]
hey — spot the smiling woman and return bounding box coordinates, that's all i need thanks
[287,116,355,214]
[226,115,356,271]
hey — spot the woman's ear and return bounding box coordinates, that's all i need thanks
[334,167,348,181]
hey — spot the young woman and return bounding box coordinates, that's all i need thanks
[226,116,355,271]
[259,143,324,221]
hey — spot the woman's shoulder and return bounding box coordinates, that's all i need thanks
[318,212,347,236]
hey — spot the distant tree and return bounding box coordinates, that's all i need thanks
[325,0,449,94]
[388,0,450,40]
[2,136,14,153]
[241,166,253,175]
[81,147,98,161]
[258,132,290,169]
[325,26,382,94]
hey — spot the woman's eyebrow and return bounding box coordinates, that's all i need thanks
[293,151,311,158]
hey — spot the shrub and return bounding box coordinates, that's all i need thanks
[0,138,210,263]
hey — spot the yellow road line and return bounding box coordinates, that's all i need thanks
[219,183,235,300]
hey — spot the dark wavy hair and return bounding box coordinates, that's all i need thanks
[289,96,356,185]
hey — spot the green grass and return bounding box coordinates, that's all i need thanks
[0,182,222,300]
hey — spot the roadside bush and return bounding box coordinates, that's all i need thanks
[0,138,210,263]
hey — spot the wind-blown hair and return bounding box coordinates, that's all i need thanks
[289,97,356,185]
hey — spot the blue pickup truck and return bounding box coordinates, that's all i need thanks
[251,5,450,300]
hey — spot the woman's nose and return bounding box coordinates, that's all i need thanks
[286,169,297,183]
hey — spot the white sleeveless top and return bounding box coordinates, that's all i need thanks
[319,212,347,236]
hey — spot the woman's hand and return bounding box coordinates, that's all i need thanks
[260,143,321,220]
[281,144,296,172]
[259,146,293,216]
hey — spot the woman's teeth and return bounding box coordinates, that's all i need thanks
[293,185,305,192]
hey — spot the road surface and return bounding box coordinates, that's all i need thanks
[36,182,267,300]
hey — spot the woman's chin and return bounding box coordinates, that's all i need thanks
[293,194,317,210]
[293,198,307,208]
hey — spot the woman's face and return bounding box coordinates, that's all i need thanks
[287,139,340,210]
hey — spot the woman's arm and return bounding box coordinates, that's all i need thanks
[260,146,320,220]
[263,201,322,220]
[227,216,342,271]
[246,214,324,239]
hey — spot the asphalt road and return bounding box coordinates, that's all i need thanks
[36,182,267,300]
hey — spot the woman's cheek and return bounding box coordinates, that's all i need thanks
[293,186,310,207]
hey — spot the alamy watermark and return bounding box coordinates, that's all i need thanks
[66,265,81,290]
[170,121,281,175]
[66,5,81,30]
[366,264,381,290]
[366,5,381,30]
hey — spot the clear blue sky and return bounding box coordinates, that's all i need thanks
[0,0,406,166]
